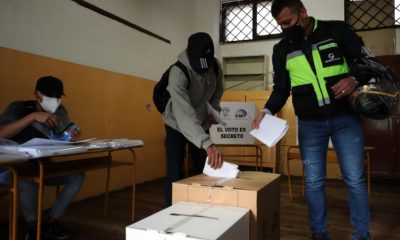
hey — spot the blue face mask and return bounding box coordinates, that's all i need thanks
[282,14,304,42]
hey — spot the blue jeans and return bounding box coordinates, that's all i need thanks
[0,170,84,222]
[298,113,370,240]
[165,125,206,206]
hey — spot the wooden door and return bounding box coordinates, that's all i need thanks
[363,55,400,178]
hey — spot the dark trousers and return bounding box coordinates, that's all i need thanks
[165,125,206,206]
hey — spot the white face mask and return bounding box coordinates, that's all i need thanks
[39,93,62,113]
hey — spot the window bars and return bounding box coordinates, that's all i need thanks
[345,0,400,31]
[220,0,282,43]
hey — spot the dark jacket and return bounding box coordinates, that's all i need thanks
[265,18,371,120]
[0,101,71,143]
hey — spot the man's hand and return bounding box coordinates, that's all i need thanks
[331,76,358,99]
[32,112,59,128]
[206,145,223,169]
[252,111,266,129]
[69,127,81,142]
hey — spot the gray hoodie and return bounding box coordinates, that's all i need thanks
[163,50,223,150]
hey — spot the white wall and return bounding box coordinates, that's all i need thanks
[194,0,222,57]
[0,0,196,81]
[0,0,348,81]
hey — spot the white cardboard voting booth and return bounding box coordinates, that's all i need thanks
[126,202,249,240]
[210,102,258,144]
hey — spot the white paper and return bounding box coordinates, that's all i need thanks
[88,139,144,149]
[249,114,288,147]
[0,145,88,158]
[206,102,226,126]
[0,152,30,161]
[22,138,96,147]
[203,158,239,178]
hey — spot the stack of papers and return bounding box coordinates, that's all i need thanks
[88,139,144,149]
[249,114,288,147]
[0,138,144,159]
[21,138,95,147]
[0,138,90,159]
[0,152,30,161]
[203,158,239,178]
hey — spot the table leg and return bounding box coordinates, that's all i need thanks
[10,167,18,240]
[104,151,112,217]
[36,160,45,240]
[128,148,136,222]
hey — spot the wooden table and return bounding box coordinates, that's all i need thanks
[2,141,142,240]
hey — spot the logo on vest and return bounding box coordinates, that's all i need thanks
[325,52,341,64]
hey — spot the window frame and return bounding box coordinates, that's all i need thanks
[220,0,283,44]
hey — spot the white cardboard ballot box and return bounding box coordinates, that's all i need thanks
[173,172,280,240]
[210,102,258,144]
[126,202,249,240]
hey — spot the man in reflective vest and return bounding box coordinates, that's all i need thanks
[253,1,371,239]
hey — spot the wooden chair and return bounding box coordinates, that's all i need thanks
[215,144,264,171]
[286,145,373,200]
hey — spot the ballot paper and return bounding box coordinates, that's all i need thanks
[206,103,226,126]
[203,158,239,178]
[249,114,288,147]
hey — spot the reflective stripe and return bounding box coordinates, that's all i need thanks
[287,50,304,61]
[312,38,335,50]
[319,42,338,50]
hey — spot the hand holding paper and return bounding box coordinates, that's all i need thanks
[203,158,239,178]
[249,114,288,147]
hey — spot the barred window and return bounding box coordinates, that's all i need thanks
[220,0,282,43]
[345,0,400,31]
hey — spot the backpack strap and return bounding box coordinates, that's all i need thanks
[212,57,220,78]
[174,61,191,88]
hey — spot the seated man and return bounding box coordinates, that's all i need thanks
[0,76,84,240]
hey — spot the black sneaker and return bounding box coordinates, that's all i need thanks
[44,221,74,240]
[24,228,37,240]
[24,226,47,240]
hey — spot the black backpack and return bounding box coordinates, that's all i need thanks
[153,61,190,113]
[153,60,219,113]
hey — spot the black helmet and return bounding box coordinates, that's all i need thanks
[350,58,400,120]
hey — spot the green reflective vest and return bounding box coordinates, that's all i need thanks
[286,20,350,107]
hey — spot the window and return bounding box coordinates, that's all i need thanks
[220,0,282,43]
[345,0,400,31]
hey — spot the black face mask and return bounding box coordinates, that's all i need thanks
[282,15,304,42]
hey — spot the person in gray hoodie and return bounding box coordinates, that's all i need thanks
[163,32,224,206]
